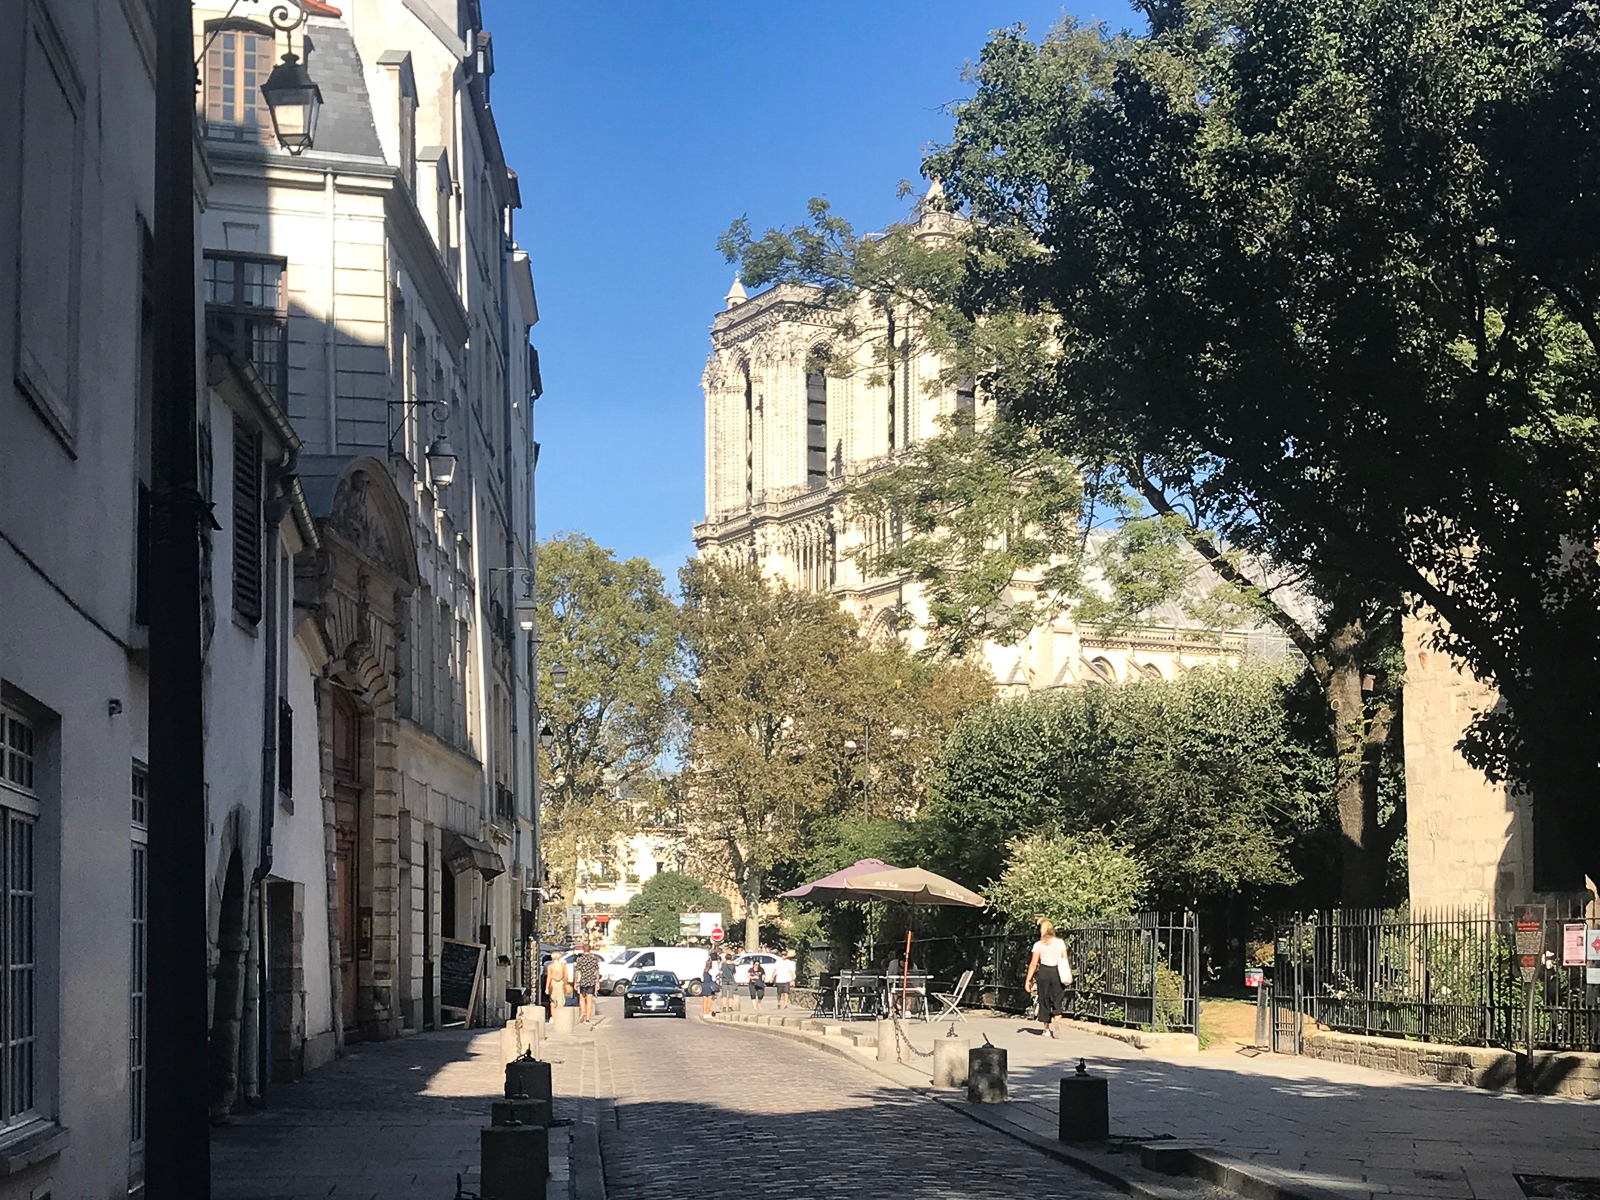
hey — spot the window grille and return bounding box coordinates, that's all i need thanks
[0,709,39,1126]
[130,763,148,1151]
[204,253,288,405]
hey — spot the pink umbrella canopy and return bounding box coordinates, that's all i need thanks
[780,858,898,902]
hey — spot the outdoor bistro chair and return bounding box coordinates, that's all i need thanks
[888,972,932,1022]
[932,969,974,1023]
[844,972,883,1019]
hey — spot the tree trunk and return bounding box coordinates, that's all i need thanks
[1327,615,1382,908]
[744,865,762,951]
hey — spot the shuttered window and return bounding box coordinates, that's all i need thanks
[806,371,827,489]
[232,419,263,625]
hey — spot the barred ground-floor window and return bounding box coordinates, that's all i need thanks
[0,707,40,1129]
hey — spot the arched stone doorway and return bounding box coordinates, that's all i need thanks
[209,846,247,1116]
[297,456,417,1047]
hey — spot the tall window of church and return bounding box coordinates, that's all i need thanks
[806,369,828,489]
[743,367,754,506]
[203,26,274,143]
[955,378,977,431]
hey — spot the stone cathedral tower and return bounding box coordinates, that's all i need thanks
[692,194,1281,692]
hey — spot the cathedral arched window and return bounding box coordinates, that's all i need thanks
[742,362,754,507]
[805,350,829,490]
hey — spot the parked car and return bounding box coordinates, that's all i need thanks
[621,969,687,1019]
[732,952,781,986]
[605,946,716,995]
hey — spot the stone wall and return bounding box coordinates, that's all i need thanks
[1305,1031,1600,1099]
[1402,614,1534,913]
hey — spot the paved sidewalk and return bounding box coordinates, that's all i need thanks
[211,1021,601,1199]
[812,1011,1600,1200]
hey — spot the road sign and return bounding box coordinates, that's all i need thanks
[697,911,723,936]
[1563,923,1586,967]
[1515,904,1545,981]
[710,927,724,943]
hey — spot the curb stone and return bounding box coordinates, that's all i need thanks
[706,1012,1339,1200]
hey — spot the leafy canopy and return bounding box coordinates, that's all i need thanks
[615,872,731,949]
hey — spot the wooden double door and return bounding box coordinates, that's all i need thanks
[331,688,364,1033]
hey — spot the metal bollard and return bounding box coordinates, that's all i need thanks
[876,1018,896,1062]
[968,1043,1008,1103]
[932,1033,969,1088]
[504,1056,552,1102]
[1058,1059,1109,1141]
[480,1123,547,1200]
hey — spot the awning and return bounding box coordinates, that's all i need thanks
[443,832,505,880]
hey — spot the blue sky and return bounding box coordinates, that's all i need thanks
[492,2,1141,581]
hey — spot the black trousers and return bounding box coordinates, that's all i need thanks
[1036,967,1064,1024]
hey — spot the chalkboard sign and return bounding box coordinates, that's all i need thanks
[441,938,485,1020]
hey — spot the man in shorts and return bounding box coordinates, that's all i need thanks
[774,950,797,1008]
[574,944,603,1023]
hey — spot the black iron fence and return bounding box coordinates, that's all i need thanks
[1269,906,1600,1053]
[901,912,1201,1034]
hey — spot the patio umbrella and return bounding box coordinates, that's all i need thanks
[843,867,986,1012]
[779,857,899,902]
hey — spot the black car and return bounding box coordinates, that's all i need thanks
[621,970,687,1019]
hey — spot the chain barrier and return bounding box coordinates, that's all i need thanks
[890,1011,936,1061]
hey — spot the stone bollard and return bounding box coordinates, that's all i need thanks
[519,1007,544,1057]
[1058,1059,1109,1142]
[500,1020,520,1066]
[968,1044,1008,1103]
[550,1003,578,1035]
[493,1097,554,1129]
[876,1018,896,1063]
[481,1123,547,1200]
[932,1034,970,1088]
[505,1056,553,1102]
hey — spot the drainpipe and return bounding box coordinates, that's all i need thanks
[248,445,297,1100]
[499,213,521,996]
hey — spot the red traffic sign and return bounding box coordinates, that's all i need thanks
[710,927,724,943]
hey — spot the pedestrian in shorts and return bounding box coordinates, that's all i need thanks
[775,950,796,1008]
[719,950,737,1011]
[573,944,603,1024]
[747,958,767,1009]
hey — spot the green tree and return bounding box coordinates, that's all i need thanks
[986,832,1150,929]
[678,558,992,947]
[923,663,1327,908]
[924,4,1600,886]
[721,174,1405,905]
[615,872,731,948]
[536,533,681,902]
[679,557,865,949]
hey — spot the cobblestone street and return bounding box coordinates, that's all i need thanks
[597,998,1119,1200]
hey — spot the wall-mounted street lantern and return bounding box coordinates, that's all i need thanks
[387,397,455,488]
[539,722,555,753]
[550,663,568,690]
[259,3,325,155]
[260,52,322,154]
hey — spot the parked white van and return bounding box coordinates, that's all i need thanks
[602,946,714,995]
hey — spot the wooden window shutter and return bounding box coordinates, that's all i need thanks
[232,419,263,624]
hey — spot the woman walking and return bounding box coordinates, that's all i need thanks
[1024,919,1070,1038]
[747,957,768,1010]
[700,950,719,1017]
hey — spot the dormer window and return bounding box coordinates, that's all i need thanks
[202,22,276,144]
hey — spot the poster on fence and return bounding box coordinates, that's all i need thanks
[1563,923,1586,967]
